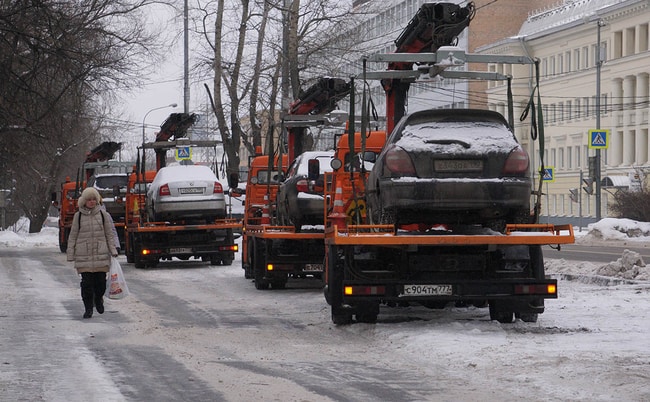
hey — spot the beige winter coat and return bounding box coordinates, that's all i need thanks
[66,205,118,273]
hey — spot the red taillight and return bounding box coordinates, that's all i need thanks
[384,145,416,175]
[503,147,529,175]
[159,184,170,196]
[296,179,309,192]
[213,181,223,194]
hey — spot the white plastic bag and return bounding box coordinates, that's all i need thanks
[105,257,130,299]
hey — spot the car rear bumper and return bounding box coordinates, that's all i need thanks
[377,178,531,217]
[154,199,226,219]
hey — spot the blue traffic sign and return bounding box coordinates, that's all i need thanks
[542,166,555,182]
[588,129,609,149]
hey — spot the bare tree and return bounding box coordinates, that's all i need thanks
[195,0,355,181]
[0,0,159,232]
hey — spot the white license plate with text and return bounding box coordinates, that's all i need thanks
[169,247,192,254]
[400,284,453,297]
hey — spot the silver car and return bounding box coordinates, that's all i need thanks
[147,165,226,222]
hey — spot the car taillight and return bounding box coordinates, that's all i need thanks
[159,184,171,196]
[296,179,309,193]
[213,181,223,194]
[503,147,529,175]
[384,145,416,175]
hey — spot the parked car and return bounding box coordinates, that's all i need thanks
[146,165,226,222]
[87,173,129,221]
[366,109,532,231]
[276,150,334,231]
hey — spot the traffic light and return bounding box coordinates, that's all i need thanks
[569,188,579,203]
[583,178,594,195]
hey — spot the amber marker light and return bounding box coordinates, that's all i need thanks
[547,284,557,294]
[267,264,274,271]
[344,286,353,295]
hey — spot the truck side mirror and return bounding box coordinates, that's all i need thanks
[228,172,239,189]
[307,159,320,180]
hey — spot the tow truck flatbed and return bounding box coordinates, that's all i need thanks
[325,224,575,246]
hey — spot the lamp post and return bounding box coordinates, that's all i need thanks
[141,103,178,147]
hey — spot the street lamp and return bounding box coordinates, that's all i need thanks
[141,103,178,147]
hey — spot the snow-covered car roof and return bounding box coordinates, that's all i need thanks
[151,165,217,185]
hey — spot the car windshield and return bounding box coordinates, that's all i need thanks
[256,170,283,184]
[93,176,128,189]
[397,121,517,155]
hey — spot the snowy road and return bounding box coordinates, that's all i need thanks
[1,232,650,401]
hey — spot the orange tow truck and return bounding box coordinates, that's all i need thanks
[123,113,240,268]
[53,141,130,252]
[240,77,350,289]
[320,2,575,324]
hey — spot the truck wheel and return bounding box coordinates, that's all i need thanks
[134,249,146,269]
[271,279,287,289]
[332,307,353,325]
[489,301,514,323]
[253,239,269,290]
[516,312,538,323]
[244,239,255,278]
[355,302,379,323]
[221,257,233,266]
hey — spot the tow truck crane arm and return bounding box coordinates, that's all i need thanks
[155,112,198,142]
[383,2,475,133]
[286,77,351,162]
[289,77,350,116]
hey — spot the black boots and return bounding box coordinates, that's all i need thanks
[83,309,93,319]
[95,295,104,314]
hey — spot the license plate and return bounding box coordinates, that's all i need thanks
[304,264,323,272]
[169,247,192,254]
[400,284,453,297]
[179,187,204,194]
[434,159,483,172]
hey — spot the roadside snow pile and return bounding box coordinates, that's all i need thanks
[596,249,649,280]
[577,217,650,244]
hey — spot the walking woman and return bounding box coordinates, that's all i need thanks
[66,187,119,318]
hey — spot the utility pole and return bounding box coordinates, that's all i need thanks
[183,0,190,114]
[595,19,605,220]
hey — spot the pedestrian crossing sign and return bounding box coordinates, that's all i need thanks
[542,166,555,182]
[175,146,192,161]
[588,129,609,149]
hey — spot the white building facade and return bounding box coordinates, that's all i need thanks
[480,0,649,223]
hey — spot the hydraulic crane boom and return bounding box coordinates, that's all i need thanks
[382,2,475,134]
[286,77,350,162]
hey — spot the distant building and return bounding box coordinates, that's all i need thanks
[480,0,649,222]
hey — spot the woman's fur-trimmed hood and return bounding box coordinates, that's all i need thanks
[78,187,102,209]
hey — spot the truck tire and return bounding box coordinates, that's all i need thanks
[355,302,379,323]
[332,307,353,325]
[244,239,254,279]
[489,301,514,323]
[253,239,269,290]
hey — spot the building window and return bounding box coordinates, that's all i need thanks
[583,97,590,117]
[558,102,564,122]
[640,24,649,52]
[575,146,581,168]
[575,98,581,119]
[566,100,572,122]
[574,48,581,70]
[625,27,635,56]
[559,148,564,169]
[582,46,589,68]
[613,30,623,58]
[550,56,556,75]
[567,147,572,169]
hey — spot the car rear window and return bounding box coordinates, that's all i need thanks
[397,121,518,155]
